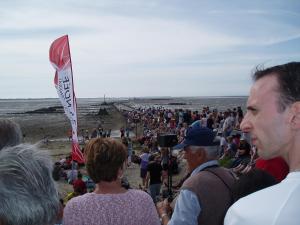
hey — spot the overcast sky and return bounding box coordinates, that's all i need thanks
[1,0,300,98]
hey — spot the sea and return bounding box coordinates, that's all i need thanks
[0,97,248,116]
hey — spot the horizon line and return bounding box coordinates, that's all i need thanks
[0,95,248,100]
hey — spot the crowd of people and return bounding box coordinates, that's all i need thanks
[123,103,244,148]
[0,61,299,225]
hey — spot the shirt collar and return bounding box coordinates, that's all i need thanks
[191,160,219,177]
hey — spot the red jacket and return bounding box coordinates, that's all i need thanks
[255,157,289,182]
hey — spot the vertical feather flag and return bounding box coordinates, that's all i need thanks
[49,35,84,163]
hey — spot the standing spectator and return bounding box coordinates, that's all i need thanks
[225,62,300,225]
[66,162,78,184]
[84,130,89,140]
[236,106,244,126]
[222,112,234,138]
[219,134,227,156]
[91,128,98,139]
[146,155,163,203]
[63,138,160,225]
[122,137,133,166]
[120,127,125,138]
[157,127,235,225]
[126,127,130,138]
[67,129,72,141]
[107,129,111,137]
[140,148,150,188]
[127,138,133,166]
[206,113,214,130]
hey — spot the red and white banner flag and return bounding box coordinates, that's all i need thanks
[49,35,84,163]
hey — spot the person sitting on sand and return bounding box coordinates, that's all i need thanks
[52,162,64,181]
[64,172,89,204]
[63,137,160,225]
[62,155,72,170]
[230,140,251,170]
[73,171,87,195]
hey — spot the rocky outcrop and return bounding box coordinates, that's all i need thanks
[25,106,64,114]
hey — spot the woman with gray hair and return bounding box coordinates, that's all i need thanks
[0,144,60,225]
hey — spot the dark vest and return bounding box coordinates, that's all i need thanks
[181,166,235,225]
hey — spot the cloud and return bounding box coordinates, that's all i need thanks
[0,11,245,61]
[0,0,299,98]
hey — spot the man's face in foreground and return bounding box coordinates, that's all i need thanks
[240,75,292,159]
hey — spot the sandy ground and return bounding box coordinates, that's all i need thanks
[40,140,144,198]
[10,104,129,196]
[9,104,184,199]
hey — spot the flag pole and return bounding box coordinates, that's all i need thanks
[66,35,78,124]
[66,35,80,179]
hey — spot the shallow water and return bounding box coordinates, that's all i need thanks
[0,96,247,116]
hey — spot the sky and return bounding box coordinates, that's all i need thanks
[1,0,300,98]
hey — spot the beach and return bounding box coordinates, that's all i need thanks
[0,97,247,197]
[0,99,131,196]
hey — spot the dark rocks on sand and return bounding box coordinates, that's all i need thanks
[24,106,63,114]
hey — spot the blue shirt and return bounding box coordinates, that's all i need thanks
[168,160,219,225]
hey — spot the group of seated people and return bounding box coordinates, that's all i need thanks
[218,131,289,182]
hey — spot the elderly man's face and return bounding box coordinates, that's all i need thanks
[183,146,205,172]
[240,75,293,159]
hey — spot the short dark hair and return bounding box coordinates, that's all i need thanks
[84,138,127,183]
[253,62,300,112]
[238,140,251,154]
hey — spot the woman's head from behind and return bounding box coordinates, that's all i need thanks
[85,138,127,183]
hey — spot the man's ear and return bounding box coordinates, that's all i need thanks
[290,102,300,129]
[198,148,207,160]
